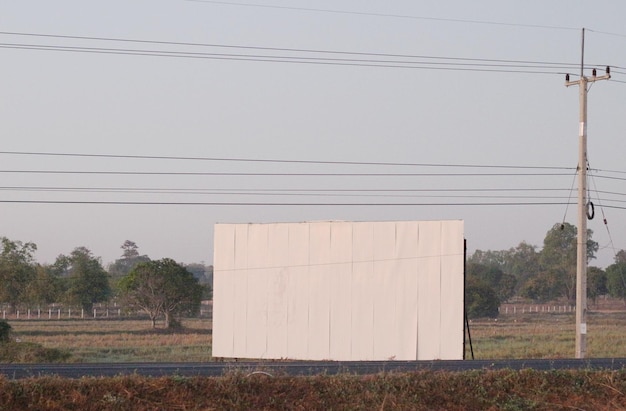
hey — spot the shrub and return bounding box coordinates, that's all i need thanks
[465,278,500,318]
[0,320,11,343]
[0,342,71,363]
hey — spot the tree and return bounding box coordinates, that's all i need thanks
[53,247,111,312]
[587,266,607,306]
[536,223,597,303]
[520,270,561,302]
[467,249,509,269]
[119,258,204,329]
[606,262,626,304]
[615,250,626,264]
[465,277,499,318]
[505,242,541,293]
[24,265,62,307]
[469,242,539,294]
[466,262,516,303]
[108,240,150,278]
[0,237,37,310]
[185,263,213,300]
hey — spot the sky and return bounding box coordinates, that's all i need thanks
[1,0,625,268]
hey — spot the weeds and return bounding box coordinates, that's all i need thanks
[466,311,626,359]
[2,369,626,409]
[8,318,211,362]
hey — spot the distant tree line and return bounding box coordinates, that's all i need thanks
[0,239,210,329]
[3,223,624,323]
[466,221,626,318]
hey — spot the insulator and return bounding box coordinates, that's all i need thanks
[592,68,597,77]
[565,74,570,82]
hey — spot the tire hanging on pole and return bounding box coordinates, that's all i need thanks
[586,201,595,220]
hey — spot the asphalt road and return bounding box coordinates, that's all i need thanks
[3,358,626,379]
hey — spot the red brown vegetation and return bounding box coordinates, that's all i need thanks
[1,369,626,410]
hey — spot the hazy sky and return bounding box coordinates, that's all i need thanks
[1,1,625,268]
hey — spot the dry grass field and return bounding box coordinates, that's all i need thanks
[8,317,212,363]
[3,369,626,410]
[466,311,626,359]
[467,297,626,360]
[4,301,626,363]
[5,307,626,409]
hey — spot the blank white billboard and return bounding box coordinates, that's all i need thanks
[212,220,464,361]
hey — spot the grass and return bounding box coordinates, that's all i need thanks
[3,369,626,410]
[6,304,626,363]
[5,309,626,409]
[466,310,626,359]
[7,317,212,363]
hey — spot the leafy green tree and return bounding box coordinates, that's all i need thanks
[24,265,62,307]
[466,262,516,303]
[607,261,626,304]
[0,237,37,310]
[108,241,150,305]
[108,240,150,278]
[185,263,213,300]
[587,266,608,306]
[465,277,499,318]
[615,250,626,264]
[520,270,560,302]
[119,258,204,329]
[505,242,541,292]
[467,249,509,269]
[536,223,597,303]
[53,247,111,312]
[469,242,539,294]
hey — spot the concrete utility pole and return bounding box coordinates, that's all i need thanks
[565,28,610,359]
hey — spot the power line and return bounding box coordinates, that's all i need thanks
[0,31,581,65]
[0,186,582,193]
[587,29,626,39]
[184,0,580,31]
[0,32,597,75]
[0,199,573,206]
[0,43,572,74]
[0,150,575,170]
[0,169,575,177]
[0,187,589,200]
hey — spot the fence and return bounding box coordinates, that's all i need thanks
[499,305,574,315]
[1,303,213,321]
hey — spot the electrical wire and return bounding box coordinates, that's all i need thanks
[0,186,582,193]
[184,0,580,31]
[0,31,583,65]
[0,169,576,177]
[0,199,573,206]
[0,188,587,201]
[0,32,598,75]
[0,43,572,74]
[0,150,575,170]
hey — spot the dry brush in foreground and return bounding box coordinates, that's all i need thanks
[1,369,626,410]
